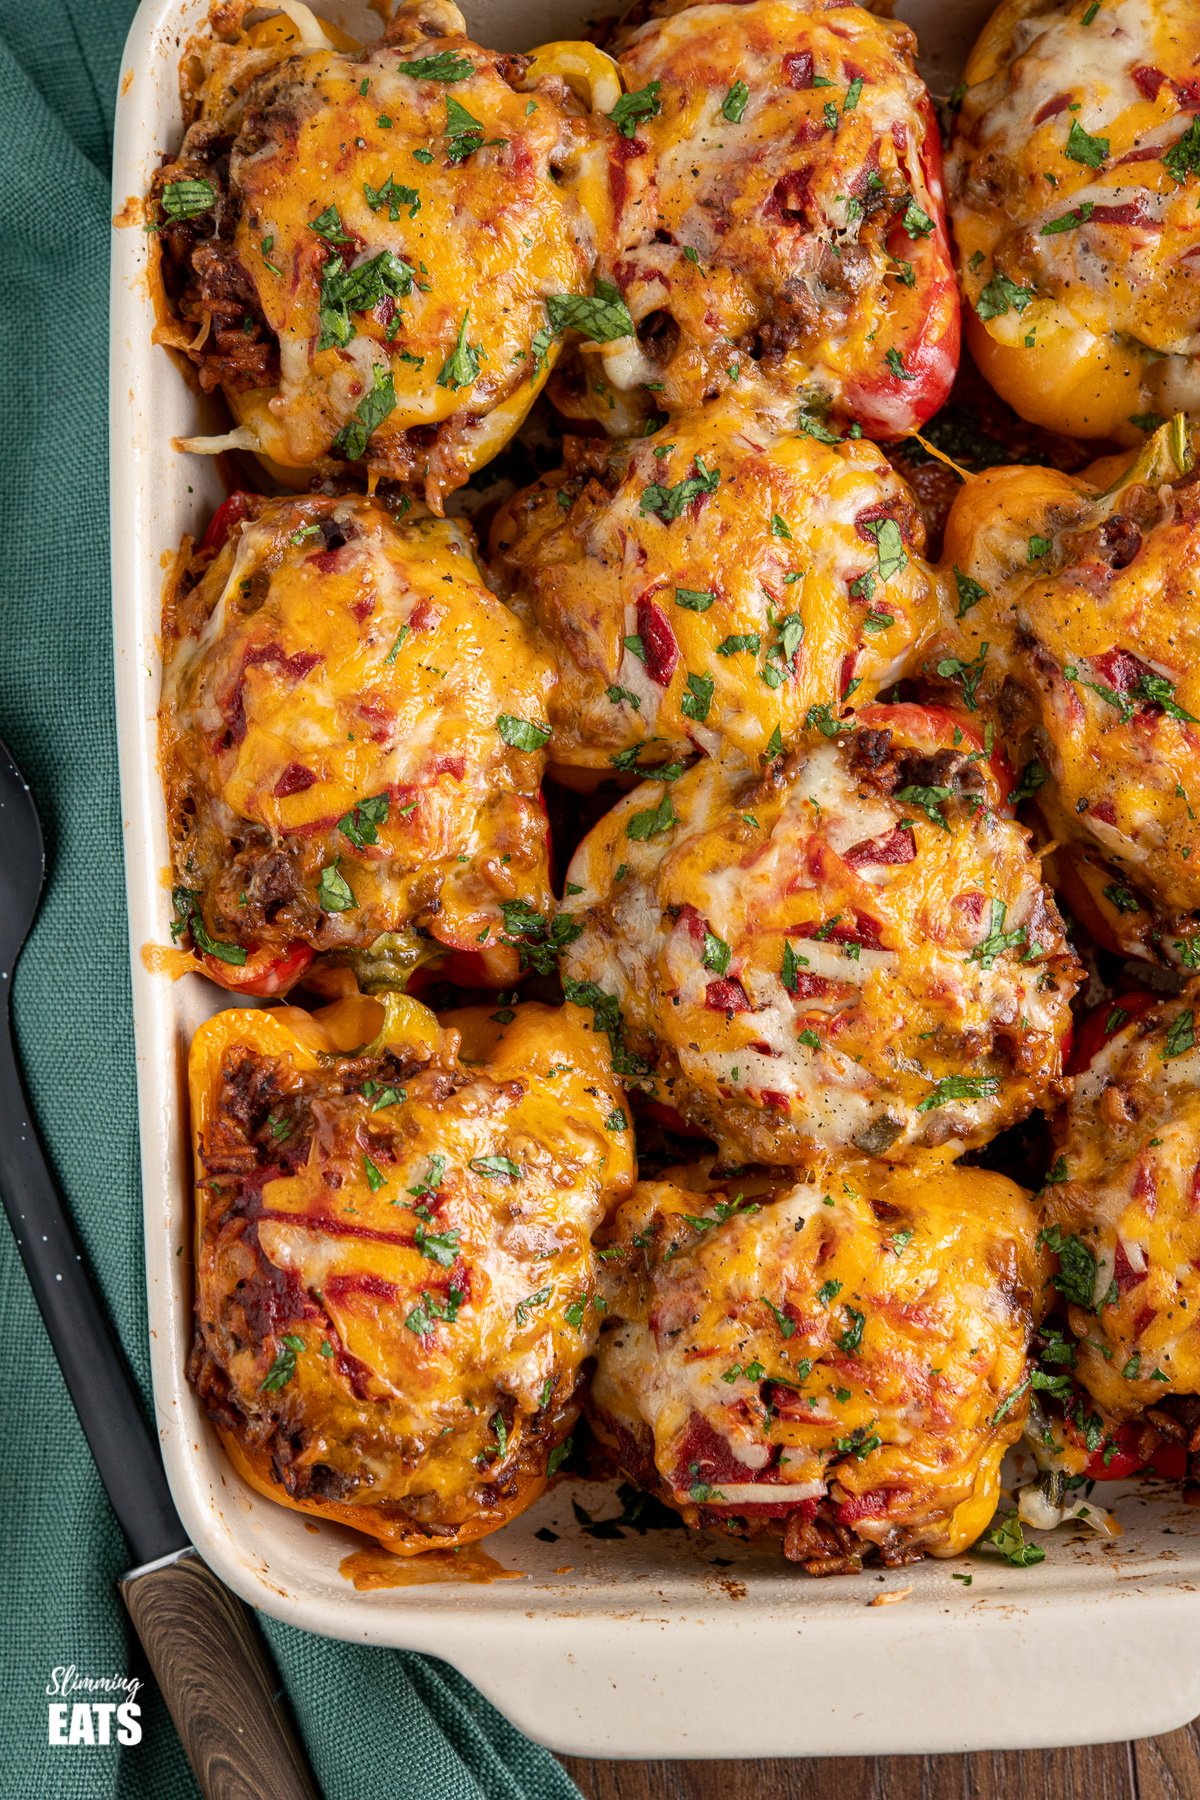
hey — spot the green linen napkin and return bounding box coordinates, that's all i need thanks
[0,6,583,1795]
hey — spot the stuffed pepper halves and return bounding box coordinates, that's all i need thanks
[554,0,958,436]
[560,705,1079,1166]
[590,1158,1046,1570]
[188,995,635,1552]
[161,492,555,997]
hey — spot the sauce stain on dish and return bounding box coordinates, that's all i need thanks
[142,942,196,979]
[340,1545,526,1590]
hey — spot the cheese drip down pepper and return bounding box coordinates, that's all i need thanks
[160,491,556,997]
[558,704,1080,1167]
[188,994,635,1552]
[589,1158,1046,1570]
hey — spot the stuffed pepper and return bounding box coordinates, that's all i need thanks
[590,1158,1045,1571]
[161,491,556,997]
[489,397,944,772]
[188,994,635,1551]
[948,0,1200,442]
[559,704,1079,1166]
[552,0,958,437]
[151,0,610,509]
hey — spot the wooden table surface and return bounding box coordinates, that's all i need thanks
[560,1720,1200,1799]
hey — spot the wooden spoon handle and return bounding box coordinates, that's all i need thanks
[120,1550,323,1800]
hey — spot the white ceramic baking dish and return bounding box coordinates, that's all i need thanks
[109,0,1200,1758]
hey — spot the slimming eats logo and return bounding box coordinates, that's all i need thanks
[45,1666,142,1746]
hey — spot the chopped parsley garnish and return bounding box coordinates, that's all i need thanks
[640,455,720,522]
[722,79,749,123]
[954,567,988,617]
[564,1296,587,1331]
[546,284,634,343]
[497,713,552,751]
[781,939,808,994]
[498,899,583,975]
[991,1376,1030,1424]
[703,929,731,975]
[311,203,354,243]
[318,250,415,350]
[332,364,397,461]
[901,198,934,238]
[680,672,715,722]
[469,1155,521,1179]
[407,1155,446,1199]
[437,309,482,389]
[834,1426,882,1461]
[607,81,662,139]
[676,587,715,611]
[844,75,864,110]
[916,1074,1000,1113]
[1036,1223,1097,1309]
[362,1152,387,1192]
[443,94,501,161]
[885,347,915,382]
[317,861,355,912]
[1164,116,1200,183]
[797,412,841,445]
[627,794,679,840]
[772,512,793,540]
[1163,1009,1195,1061]
[547,1438,572,1475]
[816,1279,843,1308]
[716,633,760,657]
[260,1334,305,1392]
[338,793,389,849]
[763,1296,797,1337]
[399,51,475,80]
[1041,201,1094,234]
[934,643,988,712]
[606,683,641,712]
[982,1512,1045,1566]
[837,1306,865,1355]
[415,1223,460,1266]
[170,887,248,965]
[562,979,652,1078]
[405,1288,464,1336]
[363,175,422,220]
[968,898,1027,970]
[1103,883,1140,915]
[161,178,216,220]
[1066,119,1109,167]
[1012,757,1046,803]
[894,783,952,831]
[514,1285,553,1327]
[975,271,1034,321]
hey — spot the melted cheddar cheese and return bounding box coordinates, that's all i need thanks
[949,0,1200,441]
[560,706,1079,1166]
[489,397,945,769]
[189,994,634,1551]
[157,0,602,509]
[553,0,958,437]
[590,1159,1044,1566]
[1044,984,1200,1415]
[930,421,1200,961]
[161,493,555,995]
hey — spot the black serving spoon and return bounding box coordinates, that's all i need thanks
[0,738,322,1800]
